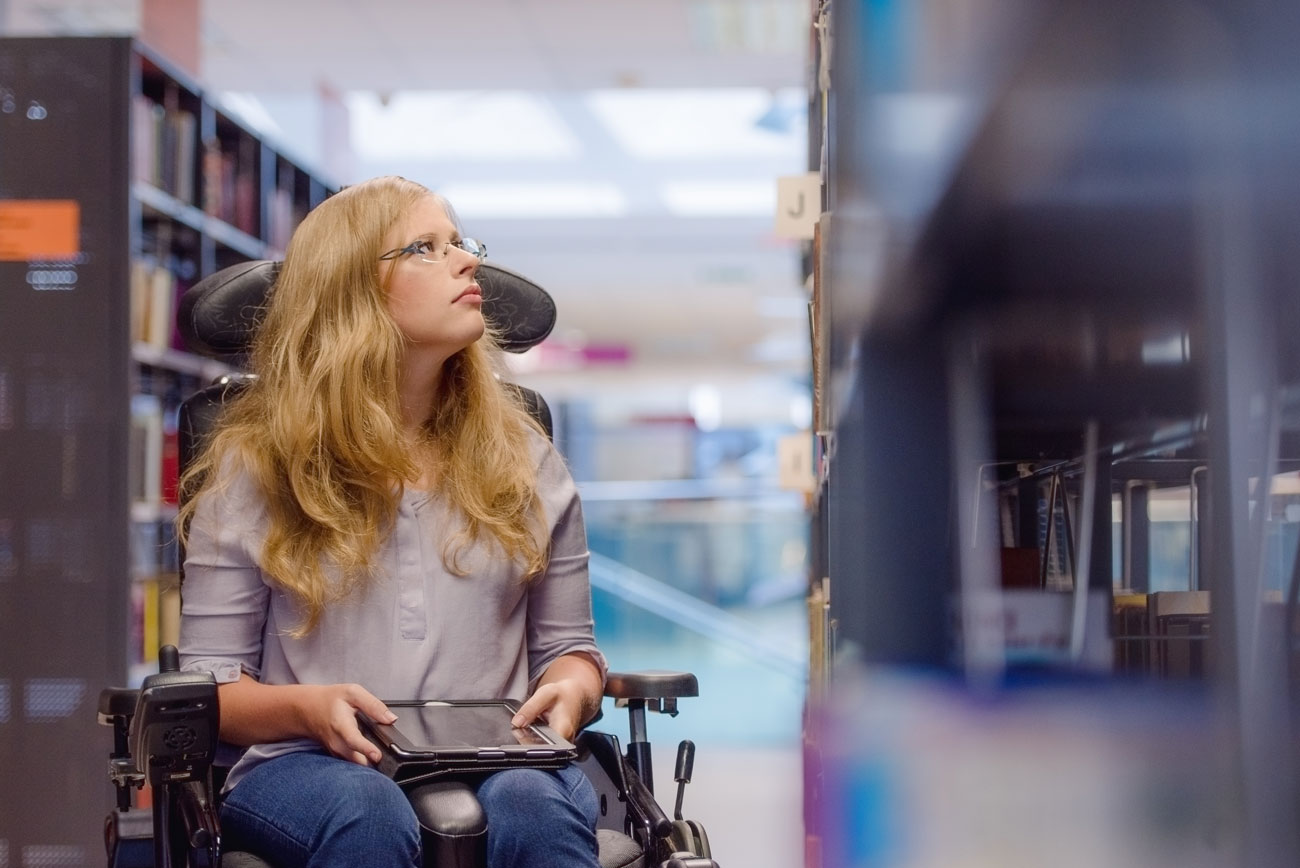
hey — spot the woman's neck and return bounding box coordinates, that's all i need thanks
[397,351,446,437]
[397,352,448,490]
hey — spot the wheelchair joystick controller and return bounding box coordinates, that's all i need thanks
[132,645,218,788]
[131,645,221,868]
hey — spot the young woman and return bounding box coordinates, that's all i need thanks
[177,175,607,868]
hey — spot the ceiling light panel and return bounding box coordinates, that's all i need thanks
[347,91,581,160]
[586,88,806,160]
[435,183,627,219]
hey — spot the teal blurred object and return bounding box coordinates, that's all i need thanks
[581,481,809,608]
[589,554,807,747]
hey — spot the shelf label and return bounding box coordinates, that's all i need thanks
[778,430,815,493]
[774,173,821,240]
[0,200,80,260]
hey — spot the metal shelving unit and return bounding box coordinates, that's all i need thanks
[0,36,335,861]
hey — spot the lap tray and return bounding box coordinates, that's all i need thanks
[357,699,577,788]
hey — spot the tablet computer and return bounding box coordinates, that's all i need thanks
[357,699,577,785]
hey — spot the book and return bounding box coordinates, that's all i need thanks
[129,392,163,504]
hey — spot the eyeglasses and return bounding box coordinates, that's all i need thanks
[378,237,487,264]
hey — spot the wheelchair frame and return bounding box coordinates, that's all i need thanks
[99,655,717,867]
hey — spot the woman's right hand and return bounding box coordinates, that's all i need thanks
[216,675,398,765]
[296,683,397,766]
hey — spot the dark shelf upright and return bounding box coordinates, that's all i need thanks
[0,35,336,859]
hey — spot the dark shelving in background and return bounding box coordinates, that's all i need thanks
[0,36,334,860]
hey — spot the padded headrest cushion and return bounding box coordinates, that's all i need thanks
[177,259,556,359]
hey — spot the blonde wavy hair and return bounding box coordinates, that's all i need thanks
[178,176,548,635]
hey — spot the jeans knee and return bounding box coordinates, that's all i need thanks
[475,768,600,868]
[221,753,421,867]
[322,768,419,834]
[478,766,597,821]
[476,768,555,811]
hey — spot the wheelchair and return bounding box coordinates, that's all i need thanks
[98,259,719,868]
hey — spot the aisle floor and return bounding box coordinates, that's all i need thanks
[646,745,804,868]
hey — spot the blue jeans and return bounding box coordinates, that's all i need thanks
[220,751,601,868]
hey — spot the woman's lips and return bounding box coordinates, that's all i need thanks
[455,284,483,303]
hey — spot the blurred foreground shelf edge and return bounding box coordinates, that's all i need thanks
[805,2,1300,867]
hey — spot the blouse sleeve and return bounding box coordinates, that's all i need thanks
[526,440,609,688]
[177,461,271,684]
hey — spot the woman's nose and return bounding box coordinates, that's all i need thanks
[451,245,479,275]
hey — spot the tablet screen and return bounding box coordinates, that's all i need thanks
[389,702,549,749]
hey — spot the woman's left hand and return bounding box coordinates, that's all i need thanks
[511,653,604,741]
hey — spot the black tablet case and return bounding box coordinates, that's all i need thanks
[358,699,577,788]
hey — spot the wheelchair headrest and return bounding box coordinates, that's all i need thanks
[177,259,556,361]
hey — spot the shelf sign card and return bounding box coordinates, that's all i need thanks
[778,430,815,493]
[0,200,80,260]
[774,172,821,240]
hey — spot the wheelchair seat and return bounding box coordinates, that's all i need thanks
[100,258,719,868]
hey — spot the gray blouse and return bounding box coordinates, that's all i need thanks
[178,432,607,790]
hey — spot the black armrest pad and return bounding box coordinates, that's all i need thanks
[407,780,487,868]
[605,671,698,700]
[98,687,139,719]
[407,780,486,836]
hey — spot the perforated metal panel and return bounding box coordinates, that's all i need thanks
[18,846,86,868]
[0,36,132,862]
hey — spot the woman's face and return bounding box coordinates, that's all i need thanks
[381,195,485,359]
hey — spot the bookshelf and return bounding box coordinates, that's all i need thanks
[0,35,334,861]
[806,2,1300,867]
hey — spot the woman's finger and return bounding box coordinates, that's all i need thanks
[511,685,558,728]
[338,719,383,765]
[343,684,397,724]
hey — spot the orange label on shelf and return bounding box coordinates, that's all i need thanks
[0,200,80,260]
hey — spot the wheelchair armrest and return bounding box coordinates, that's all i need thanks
[605,671,699,719]
[605,671,698,701]
[605,671,698,717]
[98,686,140,724]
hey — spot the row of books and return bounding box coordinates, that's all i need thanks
[131,95,197,204]
[129,572,180,671]
[267,183,310,252]
[130,257,190,350]
[129,368,197,509]
[129,390,180,508]
[203,139,260,235]
[132,94,287,238]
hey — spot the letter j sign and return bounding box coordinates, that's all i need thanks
[774,173,821,241]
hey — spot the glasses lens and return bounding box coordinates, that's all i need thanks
[461,238,486,261]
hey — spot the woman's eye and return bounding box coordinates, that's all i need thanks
[414,240,434,255]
